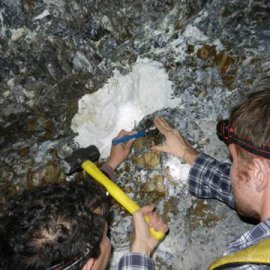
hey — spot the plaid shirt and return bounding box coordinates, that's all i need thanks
[118,253,154,270]
[189,153,270,269]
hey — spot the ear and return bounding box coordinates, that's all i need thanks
[252,158,269,192]
[229,144,237,157]
[82,258,95,270]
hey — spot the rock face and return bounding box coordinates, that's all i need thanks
[0,0,269,269]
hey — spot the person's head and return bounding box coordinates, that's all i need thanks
[217,87,270,220]
[0,179,111,270]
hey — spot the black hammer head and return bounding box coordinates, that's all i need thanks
[64,145,100,175]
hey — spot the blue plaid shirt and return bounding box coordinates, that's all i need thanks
[118,253,154,270]
[114,154,270,270]
[189,153,270,269]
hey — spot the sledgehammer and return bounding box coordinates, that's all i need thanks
[64,145,165,241]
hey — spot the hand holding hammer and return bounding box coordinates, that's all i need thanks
[64,130,167,241]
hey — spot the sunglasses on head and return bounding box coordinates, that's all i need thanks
[216,120,270,159]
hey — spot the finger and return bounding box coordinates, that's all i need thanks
[125,137,136,149]
[118,129,135,137]
[154,118,171,134]
[148,213,168,233]
[138,204,155,216]
[147,211,159,225]
[154,117,166,132]
[114,130,125,139]
[156,117,172,129]
[155,223,169,233]
[151,144,167,153]
[132,209,149,231]
[152,218,168,232]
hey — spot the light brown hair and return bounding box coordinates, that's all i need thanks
[229,87,270,163]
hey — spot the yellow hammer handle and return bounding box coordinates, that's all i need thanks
[82,160,165,241]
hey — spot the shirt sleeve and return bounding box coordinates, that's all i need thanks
[100,163,117,182]
[188,153,235,209]
[118,253,155,270]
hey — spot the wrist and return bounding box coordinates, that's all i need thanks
[104,159,118,170]
[183,147,198,165]
[100,163,118,182]
[131,241,151,257]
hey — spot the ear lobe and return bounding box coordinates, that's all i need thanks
[82,258,95,270]
[253,158,269,192]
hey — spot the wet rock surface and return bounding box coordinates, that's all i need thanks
[1,0,270,269]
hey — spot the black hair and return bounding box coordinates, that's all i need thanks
[0,179,110,270]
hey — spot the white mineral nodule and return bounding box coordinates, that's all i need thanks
[71,58,175,158]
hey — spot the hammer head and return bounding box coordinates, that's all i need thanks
[64,145,100,175]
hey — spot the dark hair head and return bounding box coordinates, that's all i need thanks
[0,179,110,270]
[229,87,270,161]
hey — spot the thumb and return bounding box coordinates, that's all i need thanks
[125,137,136,148]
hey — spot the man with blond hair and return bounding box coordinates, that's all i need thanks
[153,88,270,269]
